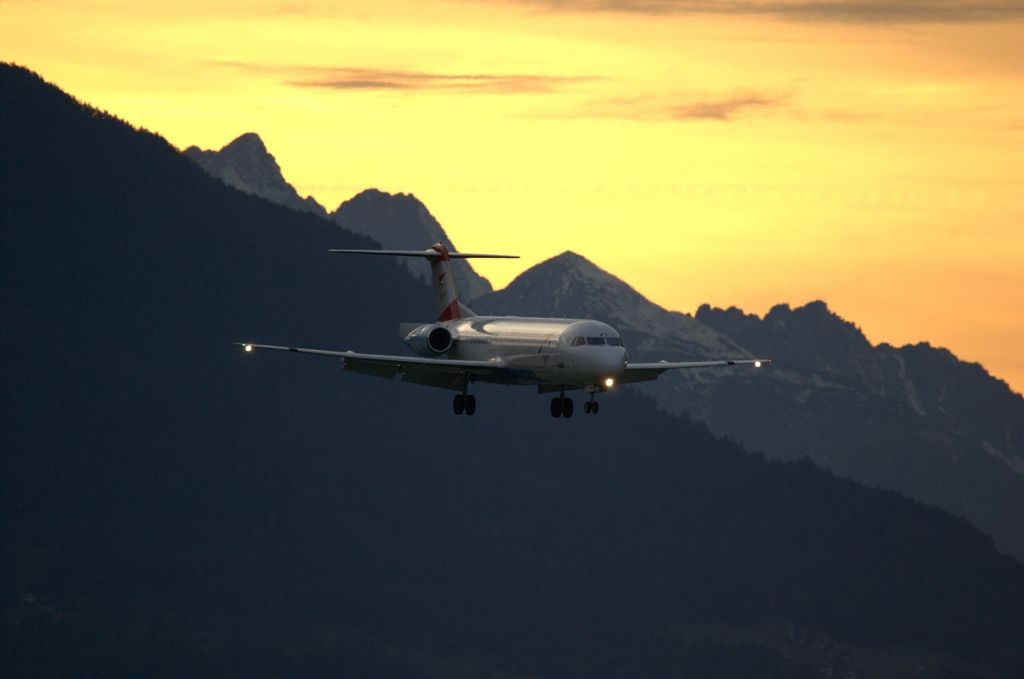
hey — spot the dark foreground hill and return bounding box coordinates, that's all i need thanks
[3,64,1024,678]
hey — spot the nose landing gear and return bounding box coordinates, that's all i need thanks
[581,385,602,415]
[550,385,604,418]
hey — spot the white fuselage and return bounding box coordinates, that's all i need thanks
[436,316,628,389]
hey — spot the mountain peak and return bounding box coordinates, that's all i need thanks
[226,131,264,146]
[492,251,644,307]
[543,250,614,277]
[698,299,877,382]
[765,300,870,347]
[183,133,327,217]
[767,299,829,319]
[336,187,422,212]
[699,300,868,344]
[472,251,743,358]
[526,250,619,284]
[218,131,268,156]
[331,188,493,300]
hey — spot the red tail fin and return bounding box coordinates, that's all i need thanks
[429,244,460,321]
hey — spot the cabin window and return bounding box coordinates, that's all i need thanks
[570,336,586,346]
[586,337,605,345]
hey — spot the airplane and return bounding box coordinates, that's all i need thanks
[239,243,770,418]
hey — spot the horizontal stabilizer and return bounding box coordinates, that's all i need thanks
[329,248,517,259]
[330,243,500,322]
[399,322,426,338]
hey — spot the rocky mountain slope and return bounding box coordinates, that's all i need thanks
[184,133,327,216]
[479,256,1024,561]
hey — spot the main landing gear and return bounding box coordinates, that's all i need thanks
[550,395,574,418]
[453,377,476,415]
[550,388,602,418]
[453,393,476,416]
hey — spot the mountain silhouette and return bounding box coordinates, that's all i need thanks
[182,136,493,301]
[4,63,1024,678]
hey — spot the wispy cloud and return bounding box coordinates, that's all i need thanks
[671,93,782,120]
[498,1,1024,23]
[569,90,789,122]
[219,63,600,94]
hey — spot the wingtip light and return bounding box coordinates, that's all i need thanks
[754,360,762,368]
[244,344,253,353]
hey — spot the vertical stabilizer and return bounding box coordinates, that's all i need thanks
[428,243,462,321]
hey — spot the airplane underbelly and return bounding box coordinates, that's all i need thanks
[512,353,593,385]
[448,337,621,387]
[503,353,561,382]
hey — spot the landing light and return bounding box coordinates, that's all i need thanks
[604,377,615,388]
[754,360,762,368]
[244,344,253,353]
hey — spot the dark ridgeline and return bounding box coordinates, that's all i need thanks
[475,253,1024,563]
[183,134,493,301]
[2,63,1024,678]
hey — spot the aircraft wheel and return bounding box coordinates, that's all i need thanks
[563,397,574,418]
[464,394,476,416]
[592,401,600,414]
[584,401,592,414]
[453,394,465,415]
[550,396,562,418]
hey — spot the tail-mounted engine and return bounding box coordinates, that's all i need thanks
[403,323,455,356]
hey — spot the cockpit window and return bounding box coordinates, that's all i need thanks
[570,336,586,346]
[586,337,605,345]
[606,337,622,346]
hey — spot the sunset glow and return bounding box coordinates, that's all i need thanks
[4,0,1022,391]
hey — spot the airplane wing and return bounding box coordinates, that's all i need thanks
[620,358,770,384]
[237,343,511,390]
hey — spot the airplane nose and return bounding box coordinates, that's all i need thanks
[601,348,627,379]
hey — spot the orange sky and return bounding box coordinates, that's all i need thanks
[3,0,1023,392]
